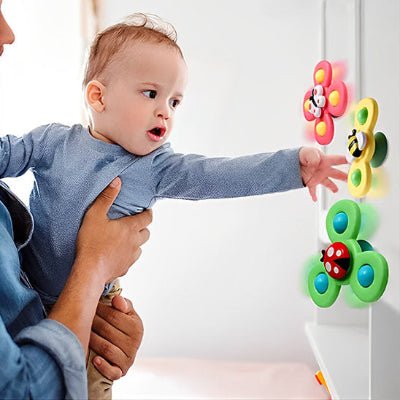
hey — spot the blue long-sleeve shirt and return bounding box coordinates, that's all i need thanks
[0,180,87,399]
[0,123,303,305]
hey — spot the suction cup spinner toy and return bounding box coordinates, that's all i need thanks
[346,97,388,198]
[307,199,388,308]
[303,60,348,145]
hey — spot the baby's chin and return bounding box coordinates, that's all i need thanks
[123,141,166,156]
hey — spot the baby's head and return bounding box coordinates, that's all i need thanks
[83,14,187,156]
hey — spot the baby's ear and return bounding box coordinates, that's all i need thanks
[85,80,106,112]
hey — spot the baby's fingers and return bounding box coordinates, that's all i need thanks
[308,185,317,202]
[325,154,347,166]
[323,178,338,193]
[328,167,347,181]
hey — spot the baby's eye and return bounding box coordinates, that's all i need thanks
[143,90,157,99]
[170,98,180,109]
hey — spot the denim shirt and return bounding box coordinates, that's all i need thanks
[0,181,87,399]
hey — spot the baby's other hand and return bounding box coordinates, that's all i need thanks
[299,147,348,202]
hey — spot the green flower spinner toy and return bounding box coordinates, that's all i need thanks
[307,199,388,307]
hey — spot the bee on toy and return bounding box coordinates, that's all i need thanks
[308,85,326,118]
[346,129,366,163]
[347,98,388,198]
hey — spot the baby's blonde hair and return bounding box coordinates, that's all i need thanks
[83,13,183,86]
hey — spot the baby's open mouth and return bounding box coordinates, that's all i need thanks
[147,126,166,142]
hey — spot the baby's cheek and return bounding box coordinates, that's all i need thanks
[119,135,139,154]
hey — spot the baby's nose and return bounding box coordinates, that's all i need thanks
[156,105,171,120]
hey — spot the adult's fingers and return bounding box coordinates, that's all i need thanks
[124,209,153,231]
[90,330,130,374]
[110,295,137,316]
[123,297,134,311]
[91,354,123,381]
[137,227,150,246]
[95,302,135,337]
[111,295,129,314]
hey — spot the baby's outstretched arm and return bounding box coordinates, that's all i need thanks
[299,147,348,202]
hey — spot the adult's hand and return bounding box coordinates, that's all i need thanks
[50,178,151,352]
[76,177,152,283]
[89,296,144,380]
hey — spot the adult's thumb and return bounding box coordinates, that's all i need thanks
[93,177,121,214]
[112,295,129,313]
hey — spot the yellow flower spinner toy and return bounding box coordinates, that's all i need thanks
[346,98,388,198]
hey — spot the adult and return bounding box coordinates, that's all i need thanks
[0,1,152,398]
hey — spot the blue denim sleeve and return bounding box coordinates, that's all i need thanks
[151,145,303,200]
[0,318,87,400]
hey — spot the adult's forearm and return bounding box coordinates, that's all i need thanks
[48,259,105,354]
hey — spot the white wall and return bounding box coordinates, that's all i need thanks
[99,0,322,364]
[0,0,82,203]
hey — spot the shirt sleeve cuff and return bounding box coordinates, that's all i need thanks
[286,147,305,189]
[15,318,87,400]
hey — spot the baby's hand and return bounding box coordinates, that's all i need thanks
[299,147,348,202]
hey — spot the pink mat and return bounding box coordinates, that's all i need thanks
[113,357,330,399]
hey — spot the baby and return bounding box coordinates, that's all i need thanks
[0,13,347,399]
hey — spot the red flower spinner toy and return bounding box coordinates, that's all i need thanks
[303,60,348,145]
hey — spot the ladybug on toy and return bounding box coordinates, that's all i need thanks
[320,242,350,280]
[306,199,388,308]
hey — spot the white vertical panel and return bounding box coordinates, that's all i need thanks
[363,0,400,397]
[370,302,400,399]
